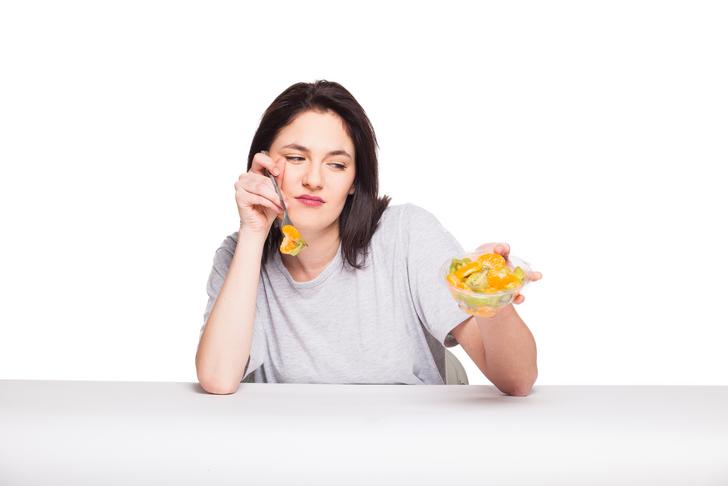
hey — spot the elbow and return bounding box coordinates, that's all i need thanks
[197,370,240,395]
[507,384,533,397]
[505,369,538,397]
[196,354,244,395]
[199,377,239,395]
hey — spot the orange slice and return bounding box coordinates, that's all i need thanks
[477,252,507,270]
[280,224,307,256]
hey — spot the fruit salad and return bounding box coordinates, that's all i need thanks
[446,252,525,292]
[280,224,308,256]
[442,252,530,317]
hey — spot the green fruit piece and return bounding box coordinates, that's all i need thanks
[288,240,306,256]
[460,293,504,309]
[465,269,489,291]
[449,257,474,273]
[513,266,525,283]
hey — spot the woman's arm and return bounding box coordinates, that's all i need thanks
[195,228,267,394]
[475,304,538,396]
[450,310,537,396]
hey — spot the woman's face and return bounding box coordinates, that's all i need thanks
[269,110,356,230]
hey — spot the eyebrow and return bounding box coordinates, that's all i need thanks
[281,143,352,161]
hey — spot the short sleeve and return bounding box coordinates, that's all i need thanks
[200,233,266,381]
[404,204,472,348]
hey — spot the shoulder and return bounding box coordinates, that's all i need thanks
[379,203,438,228]
[401,203,439,222]
[371,203,429,242]
[392,203,445,235]
[372,203,449,252]
[209,231,240,271]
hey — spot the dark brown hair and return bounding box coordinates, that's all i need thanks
[246,80,391,271]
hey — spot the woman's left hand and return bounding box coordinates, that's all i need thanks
[474,242,543,305]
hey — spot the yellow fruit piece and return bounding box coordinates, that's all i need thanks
[282,224,300,239]
[477,252,506,270]
[487,270,519,290]
[454,261,481,280]
[280,224,307,256]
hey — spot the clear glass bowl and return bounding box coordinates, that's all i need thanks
[439,251,533,317]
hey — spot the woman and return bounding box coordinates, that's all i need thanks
[195,80,542,394]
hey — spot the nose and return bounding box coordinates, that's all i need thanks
[302,162,324,190]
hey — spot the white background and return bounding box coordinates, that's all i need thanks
[1,1,726,385]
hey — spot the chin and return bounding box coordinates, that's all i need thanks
[292,215,337,229]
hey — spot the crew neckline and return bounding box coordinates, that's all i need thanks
[273,240,343,289]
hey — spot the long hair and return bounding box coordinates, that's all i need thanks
[246,80,391,271]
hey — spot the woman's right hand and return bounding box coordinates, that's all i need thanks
[235,151,287,235]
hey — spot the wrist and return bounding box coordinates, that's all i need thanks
[237,223,269,243]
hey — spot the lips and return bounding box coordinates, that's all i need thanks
[296,195,325,203]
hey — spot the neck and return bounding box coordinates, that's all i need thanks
[281,223,340,281]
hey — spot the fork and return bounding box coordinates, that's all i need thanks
[260,151,294,228]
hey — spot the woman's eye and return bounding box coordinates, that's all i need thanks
[285,156,345,170]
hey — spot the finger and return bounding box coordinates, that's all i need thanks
[495,242,510,259]
[236,182,283,214]
[528,271,543,281]
[264,152,285,179]
[253,173,284,206]
[275,155,286,182]
[267,176,287,209]
[265,152,283,177]
[513,294,525,304]
[239,176,284,212]
[251,151,279,176]
[475,243,497,253]
[250,194,284,214]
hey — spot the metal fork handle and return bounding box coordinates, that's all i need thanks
[259,151,292,227]
[257,150,285,210]
[265,168,287,213]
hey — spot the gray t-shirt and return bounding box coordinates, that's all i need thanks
[200,203,471,385]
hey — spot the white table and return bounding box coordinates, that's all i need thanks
[1,381,727,485]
